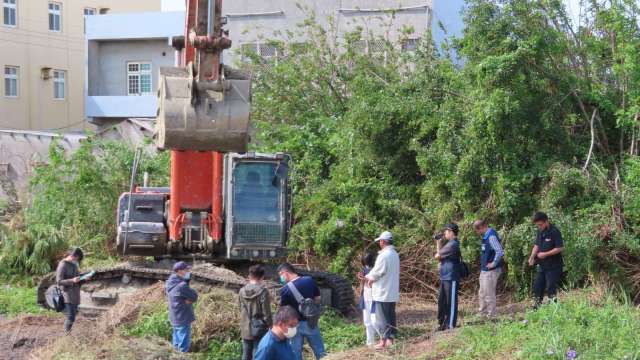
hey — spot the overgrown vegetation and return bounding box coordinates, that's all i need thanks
[245,0,640,299]
[434,289,640,359]
[0,138,169,275]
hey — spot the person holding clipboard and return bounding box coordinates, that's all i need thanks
[55,247,93,333]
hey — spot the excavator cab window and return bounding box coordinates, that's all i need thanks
[232,162,282,223]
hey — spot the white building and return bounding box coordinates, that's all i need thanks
[85,11,183,125]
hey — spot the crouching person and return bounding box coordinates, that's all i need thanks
[166,261,198,352]
[56,247,91,333]
[254,305,299,360]
[239,264,273,360]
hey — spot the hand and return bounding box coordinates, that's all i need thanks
[435,252,441,260]
[537,252,547,259]
[486,262,494,270]
[366,279,374,288]
[357,272,365,280]
[528,257,535,266]
[185,300,193,305]
[72,277,81,284]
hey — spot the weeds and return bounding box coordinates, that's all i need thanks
[436,290,640,359]
[0,285,44,316]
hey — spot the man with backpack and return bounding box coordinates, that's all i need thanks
[473,219,504,319]
[435,223,462,331]
[239,264,273,360]
[278,263,325,360]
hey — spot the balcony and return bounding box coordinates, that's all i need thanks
[86,96,157,119]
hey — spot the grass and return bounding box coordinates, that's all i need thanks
[433,289,640,360]
[0,285,45,317]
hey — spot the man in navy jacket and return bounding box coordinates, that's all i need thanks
[474,220,504,318]
[166,261,198,352]
[435,223,462,331]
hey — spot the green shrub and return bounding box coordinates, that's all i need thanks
[0,285,45,316]
[439,290,640,359]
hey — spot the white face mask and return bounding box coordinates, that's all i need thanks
[285,326,298,339]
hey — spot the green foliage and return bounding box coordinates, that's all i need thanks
[248,0,640,299]
[0,285,45,316]
[438,290,640,359]
[121,304,172,339]
[319,309,365,352]
[0,138,169,275]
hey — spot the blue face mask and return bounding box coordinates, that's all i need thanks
[184,272,191,280]
[279,275,286,284]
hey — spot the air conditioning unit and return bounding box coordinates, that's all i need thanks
[40,67,52,80]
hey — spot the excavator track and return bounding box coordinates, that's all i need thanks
[37,262,247,312]
[37,262,355,315]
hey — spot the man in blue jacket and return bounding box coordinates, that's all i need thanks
[474,219,504,318]
[166,261,198,352]
[435,223,462,331]
[254,305,299,360]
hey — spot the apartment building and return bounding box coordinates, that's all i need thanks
[0,0,161,131]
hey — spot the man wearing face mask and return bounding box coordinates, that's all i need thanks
[364,231,400,350]
[277,263,325,359]
[254,305,299,360]
[166,261,198,352]
[56,247,91,333]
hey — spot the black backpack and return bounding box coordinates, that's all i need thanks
[243,292,268,339]
[52,286,65,312]
[287,281,324,329]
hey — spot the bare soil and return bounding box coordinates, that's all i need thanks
[0,314,93,360]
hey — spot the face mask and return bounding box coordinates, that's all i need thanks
[279,275,286,284]
[285,326,298,339]
[184,272,191,280]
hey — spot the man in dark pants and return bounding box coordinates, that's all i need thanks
[435,223,461,331]
[528,212,564,308]
[56,247,91,333]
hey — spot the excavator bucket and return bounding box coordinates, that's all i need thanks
[156,66,251,153]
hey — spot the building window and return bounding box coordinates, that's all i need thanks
[240,42,280,63]
[127,62,152,95]
[4,66,18,97]
[48,2,61,32]
[401,38,420,52]
[83,7,95,16]
[53,70,65,99]
[3,0,16,27]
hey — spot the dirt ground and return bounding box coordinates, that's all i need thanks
[0,313,93,360]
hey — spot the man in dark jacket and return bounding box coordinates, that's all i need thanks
[528,212,564,308]
[435,223,462,331]
[239,264,273,360]
[278,263,325,360]
[56,247,90,333]
[166,261,198,352]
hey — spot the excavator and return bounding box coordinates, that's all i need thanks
[37,0,353,314]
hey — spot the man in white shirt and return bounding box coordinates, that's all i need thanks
[365,231,400,350]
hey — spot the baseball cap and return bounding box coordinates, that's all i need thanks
[172,261,192,271]
[443,223,459,235]
[375,231,393,243]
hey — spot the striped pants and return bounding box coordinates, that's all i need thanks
[437,280,459,330]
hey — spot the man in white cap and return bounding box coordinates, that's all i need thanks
[363,230,400,349]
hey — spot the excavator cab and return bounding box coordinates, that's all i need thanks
[224,152,291,260]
